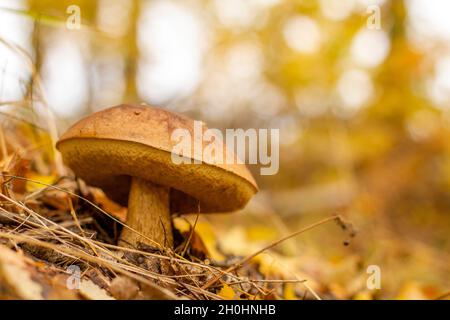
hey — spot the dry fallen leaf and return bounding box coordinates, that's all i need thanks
[110,276,140,300]
[110,276,179,300]
[90,188,127,223]
[6,155,30,194]
[79,279,115,300]
[0,245,43,300]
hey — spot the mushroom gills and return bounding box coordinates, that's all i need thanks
[119,177,173,248]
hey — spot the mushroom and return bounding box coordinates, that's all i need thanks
[56,104,258,249]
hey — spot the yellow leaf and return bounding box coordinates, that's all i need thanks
[246,226,278,242]
[26,174,55,192]
[353,290,373,300]
[284,283,297,300]
[329,282,347,300]
[219,284,237,300]
[173,218,225,262]
[254,254,282,276]
[396,282,427,300]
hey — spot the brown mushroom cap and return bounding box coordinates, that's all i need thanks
[56,104,258,214]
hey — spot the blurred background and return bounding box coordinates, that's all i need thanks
[0,0,449,299]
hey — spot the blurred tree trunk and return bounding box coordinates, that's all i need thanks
[124,0,140,103]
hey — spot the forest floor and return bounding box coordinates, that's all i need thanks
[0,160,354,300]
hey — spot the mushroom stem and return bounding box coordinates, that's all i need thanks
[119,177,173,248]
